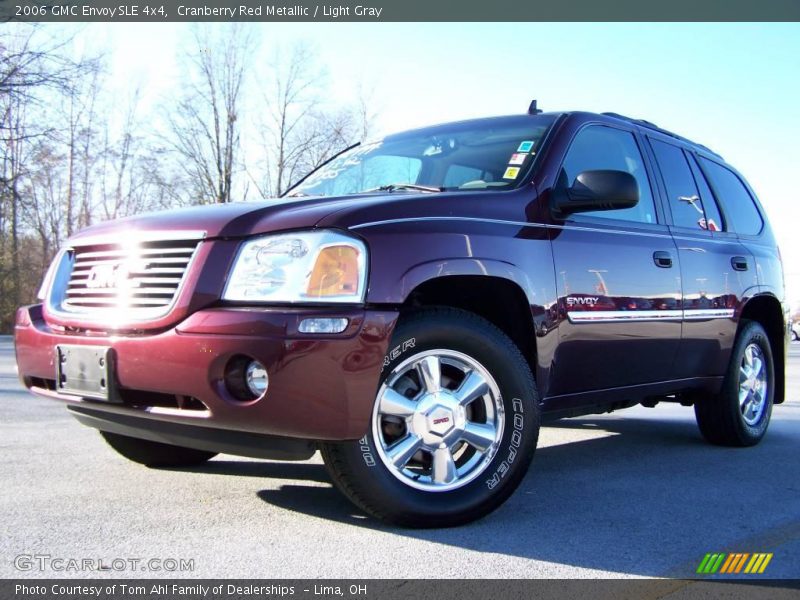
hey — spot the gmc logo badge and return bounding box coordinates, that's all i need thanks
[85,262,145,289]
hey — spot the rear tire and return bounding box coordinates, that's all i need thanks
[694,320,774,447]
[321,307,539,528]
[101,431,218,467]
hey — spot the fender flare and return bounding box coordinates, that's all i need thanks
[382,257,538,306]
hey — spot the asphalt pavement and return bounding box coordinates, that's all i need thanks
[1,336,798,579]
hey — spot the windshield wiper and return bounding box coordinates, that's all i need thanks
[359,183,444,194]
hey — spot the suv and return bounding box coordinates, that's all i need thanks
[15,108,787,527]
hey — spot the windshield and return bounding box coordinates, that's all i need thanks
[289,116,556,197]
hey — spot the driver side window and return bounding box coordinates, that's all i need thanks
[561,125,657,224]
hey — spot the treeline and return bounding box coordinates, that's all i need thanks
[0,24,374,332]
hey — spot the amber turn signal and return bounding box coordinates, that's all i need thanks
[305,245,360,298]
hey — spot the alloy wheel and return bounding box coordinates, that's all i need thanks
[739,343,768,426]
[372,349,505,492]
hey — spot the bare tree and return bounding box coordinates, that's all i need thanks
[20,139,68,268]
[250,43,374,198]
[0,25,99,330]
[0,25,83,105]
[0,25,88,324]
[59,59,103,235]
[1,89,26,312]
[168,24,254,204]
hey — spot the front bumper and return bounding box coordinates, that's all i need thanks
[15,304,398,441]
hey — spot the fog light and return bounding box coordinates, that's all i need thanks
[224,356,268,401]
[245,361,268,397]
[298,317,349,334]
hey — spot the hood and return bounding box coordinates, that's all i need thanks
[68,195,400,243]
[68,189,519,245]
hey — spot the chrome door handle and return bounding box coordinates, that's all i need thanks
[653,251,673,268]
[731,256,749,271]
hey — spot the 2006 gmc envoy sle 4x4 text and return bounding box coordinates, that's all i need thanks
[15,105,788,527]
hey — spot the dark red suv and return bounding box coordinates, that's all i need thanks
[15,108,787,527]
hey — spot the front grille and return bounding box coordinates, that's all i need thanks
[59,238,201,316]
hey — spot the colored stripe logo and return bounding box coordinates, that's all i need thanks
[697,552,773,574]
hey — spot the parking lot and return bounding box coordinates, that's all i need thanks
[1,336,798,579]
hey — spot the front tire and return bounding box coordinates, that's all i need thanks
[694,320,774,447]
[321,308,539,527]
[101,431,218,467]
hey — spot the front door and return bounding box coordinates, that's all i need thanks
[548,124,682,399]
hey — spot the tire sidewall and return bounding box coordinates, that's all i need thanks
[340,311,539,524]
[728,323,774,441]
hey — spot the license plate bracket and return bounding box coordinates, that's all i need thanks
[55,345,117,402]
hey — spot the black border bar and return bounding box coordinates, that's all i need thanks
[5,579,800,600]
[4,0,800,22]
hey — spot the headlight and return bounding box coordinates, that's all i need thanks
[223,230,368,303]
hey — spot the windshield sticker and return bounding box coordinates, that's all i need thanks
[517,141,534,152]
[508,153,527,166]
[503,167,521,179]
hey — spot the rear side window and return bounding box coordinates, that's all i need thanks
[561,125,657,224]
[651,139,721,232]
[686,154,724,232]
[700,158,763,235]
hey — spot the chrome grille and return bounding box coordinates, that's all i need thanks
[59,238,201,315]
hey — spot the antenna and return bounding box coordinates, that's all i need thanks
[528,99,543,115]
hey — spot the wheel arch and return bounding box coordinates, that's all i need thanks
[400,270,539,380]
[739,293,786,404]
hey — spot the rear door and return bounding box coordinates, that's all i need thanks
[647,137,756,379]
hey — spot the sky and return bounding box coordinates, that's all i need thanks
[63,22,800,302]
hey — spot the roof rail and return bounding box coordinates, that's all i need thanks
[602,112,660,130]
[601,112,722,159]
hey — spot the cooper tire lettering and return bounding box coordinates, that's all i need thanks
[358,435,376,467]
[381,337,416,371]
[511,429,522,448]
[486,396,525,488]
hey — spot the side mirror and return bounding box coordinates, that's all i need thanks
[553,170,639,215]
